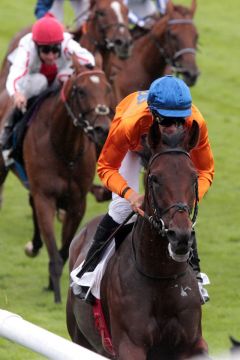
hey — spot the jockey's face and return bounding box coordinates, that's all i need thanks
[38,43,61,64]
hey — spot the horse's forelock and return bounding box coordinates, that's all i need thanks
[161,127,186,148]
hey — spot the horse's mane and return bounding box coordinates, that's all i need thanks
[161,126,186,148]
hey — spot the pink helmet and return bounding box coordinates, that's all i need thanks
[32,13,64,45]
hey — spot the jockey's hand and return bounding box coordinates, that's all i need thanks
[128,190,144,216]
[13,92,27,112]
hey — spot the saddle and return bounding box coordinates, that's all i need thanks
[12,84,60,165]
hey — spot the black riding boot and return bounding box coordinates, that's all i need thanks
[75,213,119,303]
[77,213,119,279]
[0,108,22,167]
[189,231,201,275]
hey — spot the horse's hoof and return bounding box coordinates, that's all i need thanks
[24,241,40,258]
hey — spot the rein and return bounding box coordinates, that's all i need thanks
[148,18,197,74]
[61,70,110,144]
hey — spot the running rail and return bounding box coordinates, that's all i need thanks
[0,309,107,360]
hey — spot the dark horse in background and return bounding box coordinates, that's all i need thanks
[111,0,199,106]
[0,58,112,303]
[66,120,209,359]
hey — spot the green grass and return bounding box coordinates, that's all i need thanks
[1,0,240,358]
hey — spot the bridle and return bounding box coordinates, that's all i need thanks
[88,7,129,51]
[61,70,110,143]
[143,149,199,237]
[131,148,198,280]
[148,18,197,75]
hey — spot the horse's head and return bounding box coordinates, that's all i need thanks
[88,0,133,59]
[145,120,200,261]
[153,0,199,86]
[61,57,112,152]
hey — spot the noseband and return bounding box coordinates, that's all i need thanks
[144,149,199,237]
[61,70,110,142]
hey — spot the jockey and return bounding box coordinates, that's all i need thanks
[125,0,169,28]
[34,0,90,28]
[0,13,95,166]
[76,75,214,304]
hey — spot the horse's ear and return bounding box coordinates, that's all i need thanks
[148,121,162,151]
[165,0,174,16]
[186,120,199,151]
[190,0,197,17]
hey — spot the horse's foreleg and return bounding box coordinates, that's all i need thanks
[24,193,43,257]
[66,288,96,351]
[33,194,63,303]
[114,338,147,360]
[59,198,87,264]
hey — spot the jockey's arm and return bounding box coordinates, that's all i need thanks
[190,107,214,201]
[63,35,95,67]
[6,36,32,111]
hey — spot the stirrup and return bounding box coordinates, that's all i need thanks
[2,149,14,167]
[196,272,210,304]
[72,284,96,305]
[198,282,210,304]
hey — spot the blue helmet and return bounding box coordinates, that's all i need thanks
[147,75,192,118]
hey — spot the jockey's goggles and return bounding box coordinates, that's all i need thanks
[153,112,185,127]
[38,43,61,54]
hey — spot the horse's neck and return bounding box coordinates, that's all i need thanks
[133,216,186,278]
[50,97,85,157]
[81,21,106,56]
[133,32,166,77]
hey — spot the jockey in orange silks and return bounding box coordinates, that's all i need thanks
[75,75,214,304]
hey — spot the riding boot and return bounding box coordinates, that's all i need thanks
[77,213,119,279]
[75,213,119,304]
[0,108,22,167]
[189,232,210,304]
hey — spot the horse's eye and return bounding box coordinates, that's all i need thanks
[149,174,158,184]
[77,89,86,98]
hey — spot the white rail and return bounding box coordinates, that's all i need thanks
[0,309,107,360]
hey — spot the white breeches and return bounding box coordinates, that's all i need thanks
[50,0,90,27]
[126,0,158,19]
[17,74,48,99]
[108,151,142,224]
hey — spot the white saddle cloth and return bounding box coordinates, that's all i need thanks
[70,241,115,299]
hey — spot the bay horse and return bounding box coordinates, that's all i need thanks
[111,0,199,106]
[78,0,132,62]
[66,120,209,359]
[0,58,112,303]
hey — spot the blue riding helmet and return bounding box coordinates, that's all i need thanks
[147,75,192,118]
